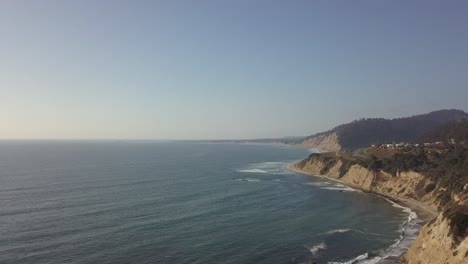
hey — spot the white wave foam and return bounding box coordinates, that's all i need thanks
[356,257,382,264]
[308,242,327,255]
[258,161,284,166]
[384,198,419,234]
[377,198,422,259]
[320,186,356,192]
[385,198,418,223]
[322,228,387,237]
[235,178,261,183]
[303,180,358,192]
[328,253,371,264]
[236,161,293,175]
[324,228,351,235]
[329,252,382,264]
[237,169,268,173]
[303,182,331,187]
[328,198,422,264]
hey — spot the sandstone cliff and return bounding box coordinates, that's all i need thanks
[295,157,439,210]
[294,155,468,264]
[402,206,468,264]
[297,132,341,152]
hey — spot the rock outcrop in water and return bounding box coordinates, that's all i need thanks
[293,154,468,264]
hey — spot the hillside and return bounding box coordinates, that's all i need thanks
[298,109,468,151]
[419,119,468,144]
[292,144,468,263]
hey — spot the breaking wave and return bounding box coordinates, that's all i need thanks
[380,198,422,259]
[322,228,389,238]
[329,198,422,264]
[236,161,420,263]
[237,169,268,173]
[307,242,327,255]
[303,181,357,192]
[328,252,383,264]
[323,228,352,235]
[236,161,294,175]
[320,186,356,192]
[327,252,374,264]
[320,198,421,264]
[235,178,261,183]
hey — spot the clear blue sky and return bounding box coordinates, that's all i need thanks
[1,1,467,139]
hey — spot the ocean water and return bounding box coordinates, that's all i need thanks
[0,141,418,264]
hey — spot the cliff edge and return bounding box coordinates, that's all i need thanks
[293,150,468,263]
[403,205,468,264]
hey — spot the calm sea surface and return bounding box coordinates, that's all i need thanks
[0,141,416,264]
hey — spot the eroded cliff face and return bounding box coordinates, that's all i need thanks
[298,132,341,152]
[403,205,468,264]
[295,156,468,264]
[296,158,437,209]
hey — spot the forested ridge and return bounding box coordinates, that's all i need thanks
[303,109,468,150]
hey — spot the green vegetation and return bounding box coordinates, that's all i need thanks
[443,205,468,246]
[357,148,426,176]
[423,146,468,192]
[300,119,468,208]
[304,143,468,201]
[355,145,468,198]
[420,119,468,144]
[339,158,356,177]
[303,109,468,150]
[304,153,338,175]
[425,183,436,193]
[320,156,336,175]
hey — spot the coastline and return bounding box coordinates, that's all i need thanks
[286,163,437,221]
[286,162,438,263]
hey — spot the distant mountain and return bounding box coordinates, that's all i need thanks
[297,109,468,151]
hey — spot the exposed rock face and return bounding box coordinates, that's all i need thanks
[294,156,468,263]
[298,132,341,152]
[296,158,437,208]
[324,159,342,178]
[403,206,468,264]
[340,165,375,190]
